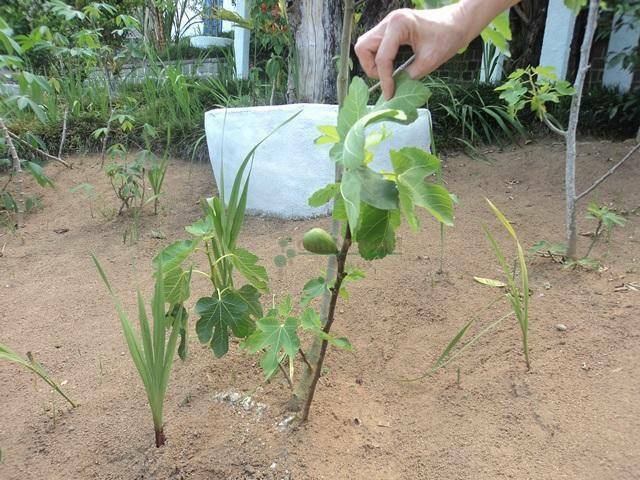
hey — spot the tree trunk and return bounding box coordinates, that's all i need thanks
[287,0,343,103]
[505,0,548,72]
[565,0,599,259]
[0,117,25,228]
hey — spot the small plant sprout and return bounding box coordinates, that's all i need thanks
[146,151,169,216]
[412,199,531,380]
[584,202,627,258]
[0,343,76,407]
[104,151,146,215]
[531,202,626,270]
[92,255,187,447]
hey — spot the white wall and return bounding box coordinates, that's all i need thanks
[603,11,640,92]
[539,0,577,79]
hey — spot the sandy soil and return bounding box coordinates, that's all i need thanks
[1,139,639,480]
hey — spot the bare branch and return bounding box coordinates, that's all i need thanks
[8,131,71,168]
[542,114,567,137]
[576,142,640,202]
[58,107,68,160]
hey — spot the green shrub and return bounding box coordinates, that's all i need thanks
[550,85,640,138]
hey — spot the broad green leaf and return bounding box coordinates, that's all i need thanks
[195,292,251,358]
[315,125,340,145]
[300,307,322,330]
[341,165,400,230]
[413,183,454,226]
[357,204,400,260]
[391,148,441,230]
[332,194,347,221]
[473,277,507,288]
[338,77,370,139]
[235,284,263,319]
[342,108,408,169]
[231,247,268,291]
[185,216,214,236]
[277,295,293,317]
[24,161,54,188]
[242,315,300,378]
[340,169,362,229]
[308,183,339,207]
[153,240,197,272]
[373,72,430,117]
[352,166,399,210]
[301,277,328,306]
[163,266,192,304]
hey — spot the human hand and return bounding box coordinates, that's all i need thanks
[355,6,467,100]
[355,1,518,99]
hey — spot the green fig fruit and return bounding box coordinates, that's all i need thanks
[303,228,338,255]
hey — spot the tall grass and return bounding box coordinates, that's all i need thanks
[93,254,185,447]
[410,199,531,381]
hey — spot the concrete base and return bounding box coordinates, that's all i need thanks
[205,104,432,219]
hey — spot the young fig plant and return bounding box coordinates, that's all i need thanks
[246,74,455,421]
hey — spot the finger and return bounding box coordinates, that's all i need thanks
[355,35,380,79]
[406,55,435,80]
[355,23,386,79]
[375,24,403,100]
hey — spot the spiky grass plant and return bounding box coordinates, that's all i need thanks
[0,344,76,407]
[93,255,185,447]
[412,199,531,380]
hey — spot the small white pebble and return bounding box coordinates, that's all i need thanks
[555,323,567,332]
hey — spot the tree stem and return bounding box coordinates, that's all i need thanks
[0,117,24,227]
[155,427,166,447]
[290,0,355,412]
[565,0,599,259]
[301,226,352,422]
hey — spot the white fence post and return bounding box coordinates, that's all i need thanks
[539,0,578,79]
[234,0,250,80]
[603,11,640,92]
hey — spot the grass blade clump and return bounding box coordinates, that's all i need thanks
[92,254,182,447]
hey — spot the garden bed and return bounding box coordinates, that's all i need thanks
[1,139,639,479]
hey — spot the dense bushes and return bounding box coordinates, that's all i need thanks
[551,85,640,139]
[4,73,638,164]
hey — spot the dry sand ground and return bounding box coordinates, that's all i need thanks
[1,139,639,479]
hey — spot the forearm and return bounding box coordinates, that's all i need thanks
[452,0,520,45]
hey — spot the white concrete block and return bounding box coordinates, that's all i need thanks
[205,104,432,219]
[539,0,577,79]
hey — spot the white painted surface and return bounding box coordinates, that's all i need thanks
[603,11,640,92]
[205,104,432,219]
[222,0,235,32]
[190,36,233,48]
[180,0,235,38]
[234,0,250,80]
[539,0,577,79]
